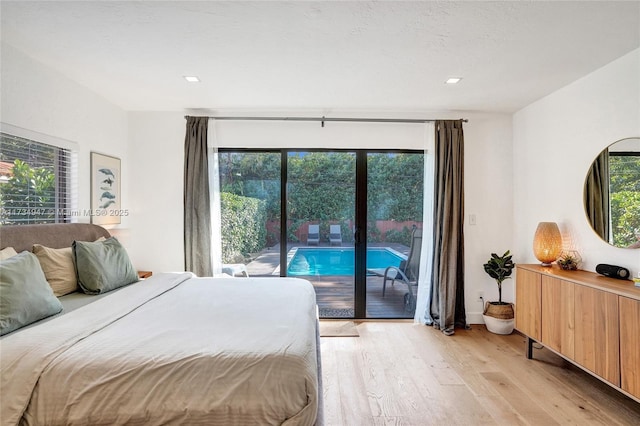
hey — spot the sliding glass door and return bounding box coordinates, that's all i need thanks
[365,153,424,318]
[218,149,424,319]
[218,151,281,276]
[286,152,356,318]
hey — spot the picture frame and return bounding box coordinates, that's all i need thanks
[90,152,121,225]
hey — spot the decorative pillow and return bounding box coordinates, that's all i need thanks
[33,244,77,296]
[73,237,138,295]
[0,247,18,260]
[0,251,63,336]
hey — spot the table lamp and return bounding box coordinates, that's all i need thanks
[533,222,562,266]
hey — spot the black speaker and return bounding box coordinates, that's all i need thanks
[596,264,631,280]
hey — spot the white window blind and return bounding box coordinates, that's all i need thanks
[0,132,74,224]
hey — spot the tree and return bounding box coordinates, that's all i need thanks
[609,155,640,192]
[220,152,281,219]
[609,155,640,247]
[610,191,640,247]
[0,134,57,168]
[0,159,56,224]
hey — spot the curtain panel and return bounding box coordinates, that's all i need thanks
[584,150,610,242]
[414,122,435,324]
[427,120,468,335]
[183,116,213,276]
[208,121,223,275]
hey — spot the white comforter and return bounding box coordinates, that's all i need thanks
[0,273,319,425]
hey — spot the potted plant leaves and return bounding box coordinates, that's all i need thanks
[482,250,515,334]
[557,250,582,270]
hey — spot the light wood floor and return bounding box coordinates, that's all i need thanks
[320,321,640,425]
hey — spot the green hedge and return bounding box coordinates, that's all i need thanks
[384,226,414,246]
[220,192,267,263]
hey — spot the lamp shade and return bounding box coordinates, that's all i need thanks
[533,222,562,265]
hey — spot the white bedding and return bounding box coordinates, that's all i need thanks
[0,273,319,426]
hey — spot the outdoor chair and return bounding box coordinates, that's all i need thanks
[369,227,422,311]
[307,224,320,245]
[221,263,249,277]
[329,224,342,246]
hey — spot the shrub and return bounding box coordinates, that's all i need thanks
[366,222,382,242]
[220,192,266,263]
[0,159,55,224]
[385,226,413,246]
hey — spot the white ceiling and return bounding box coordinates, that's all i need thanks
[1,1,639,114]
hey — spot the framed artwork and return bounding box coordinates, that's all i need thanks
[90,152,121,225]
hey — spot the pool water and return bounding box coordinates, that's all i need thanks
[287,247,405,276]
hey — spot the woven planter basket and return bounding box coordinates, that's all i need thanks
[484,302,514,319]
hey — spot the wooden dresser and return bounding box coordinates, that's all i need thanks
[515,264,640,402]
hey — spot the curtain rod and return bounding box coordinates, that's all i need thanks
[184,115,468,127]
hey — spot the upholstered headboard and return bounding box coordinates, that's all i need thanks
[0,223,111,252]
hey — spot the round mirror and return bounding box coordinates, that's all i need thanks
[584,137,640,248]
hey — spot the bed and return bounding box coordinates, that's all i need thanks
[0,224,322,426]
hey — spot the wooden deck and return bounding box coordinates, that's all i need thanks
[245,242,415,319]
[305,274,415,319]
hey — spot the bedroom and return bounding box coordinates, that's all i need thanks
[1,1,639,424]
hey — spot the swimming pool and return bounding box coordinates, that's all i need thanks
[286,247,406,276]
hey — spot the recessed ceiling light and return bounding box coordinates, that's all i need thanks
[184,76,200,83]
[445,77,462,84]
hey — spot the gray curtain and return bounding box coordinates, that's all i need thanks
[184,116,213,276]
[584,150,610,242]
[428,120,468,335]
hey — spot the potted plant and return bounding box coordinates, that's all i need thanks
[557,250,582,270]
[482,250,516,334]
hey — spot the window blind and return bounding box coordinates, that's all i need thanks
[0,132,74,224]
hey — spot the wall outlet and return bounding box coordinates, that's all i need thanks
[477,291,484,302]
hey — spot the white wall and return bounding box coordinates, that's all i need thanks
[127,112,185,272]
[513,48,640,278]
[0,43,130,232]
[127,110,513,323]
[464,114,514,318]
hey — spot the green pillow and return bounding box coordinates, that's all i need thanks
[0,251,63,336]
[73,237,138,295]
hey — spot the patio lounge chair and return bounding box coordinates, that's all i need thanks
[307,224,320,245]
[221,263,249,277]
[329,224,342,246]
[369,227,422,311]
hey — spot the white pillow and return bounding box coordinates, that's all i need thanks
[0,247,18,260]
[32,244,78,297]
